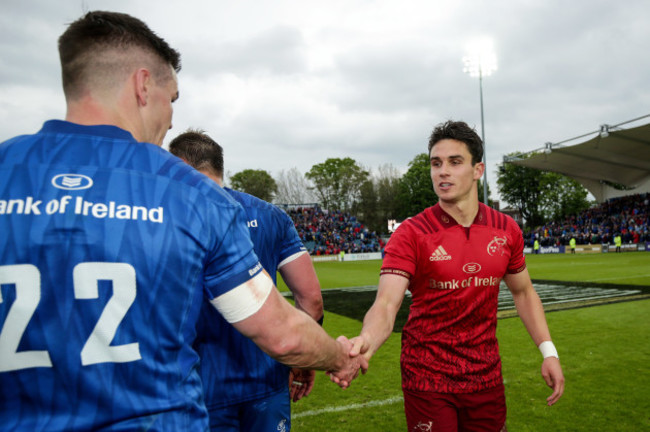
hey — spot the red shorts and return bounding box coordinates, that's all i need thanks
[403,384,506,432]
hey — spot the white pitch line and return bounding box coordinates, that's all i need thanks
[293,396,404,419]
[589,274,650,282]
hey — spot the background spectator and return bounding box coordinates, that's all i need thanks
[524,193,649,248]
[287,206,385,255]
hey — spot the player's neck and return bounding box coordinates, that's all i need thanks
[438,197,479,228]
[65,86,143,141]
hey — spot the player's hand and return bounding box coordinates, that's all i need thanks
[289,368,315,402]
[349,335,371,374]
[541,357,564,406]
[326,335,366,389]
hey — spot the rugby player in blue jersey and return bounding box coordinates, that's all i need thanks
[0,11,363,432]
[169,130,324,432]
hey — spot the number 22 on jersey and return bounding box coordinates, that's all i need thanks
[0,262,141,372]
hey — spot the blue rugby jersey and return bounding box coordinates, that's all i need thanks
[195,188,307,411]
[0,121,262,431]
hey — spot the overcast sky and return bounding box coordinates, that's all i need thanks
[2,0,649,204]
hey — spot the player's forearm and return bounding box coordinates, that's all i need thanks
[358,275,407,358]
[512,288,552,345]
[239,288,346,371]
[275,319,348,371]
[506,270,553,346]
[359,302,397,358]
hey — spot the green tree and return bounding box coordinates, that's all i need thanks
[375,164,402,232]
[395,153,437,220]
[305,158,369,211]
[497,158,546,228]
[477,178,494,207]
[349,164,403,234]
[497,154,590,228]
[229,169,277,202]
[352,178,380,232]
[540,173,591,221]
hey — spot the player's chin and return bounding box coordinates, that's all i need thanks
[435,190,455,202]
[434,185,454,196]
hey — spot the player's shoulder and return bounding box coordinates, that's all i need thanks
[0,132,30,149]
[153,153,240,212]
[0,136,28,164]
[225,188,262,206]
[224,188,286,215]
[0,125,47,158]
[398,206,438,234]
[481,203,521,232]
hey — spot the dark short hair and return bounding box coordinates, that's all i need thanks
[168,129,224,177]
[428,120,483,165]
[58,11,181,96]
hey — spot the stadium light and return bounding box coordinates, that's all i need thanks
[463,38,497,207]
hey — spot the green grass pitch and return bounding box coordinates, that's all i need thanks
[277,252,650,431]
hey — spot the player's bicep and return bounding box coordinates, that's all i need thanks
[278,253,323,319]
[504,267,533,296]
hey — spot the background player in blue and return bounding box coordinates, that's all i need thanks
[0,11,364,432]
[169,130,324,432]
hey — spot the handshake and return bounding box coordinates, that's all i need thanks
[288,335,371,402]
[326,335,370,389]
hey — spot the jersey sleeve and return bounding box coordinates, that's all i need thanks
[202,197,264,299]
[506,217,527,274]
[380,221,416,280]
[275,208,308,268]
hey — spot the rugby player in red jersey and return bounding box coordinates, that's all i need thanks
[346,120,564,431]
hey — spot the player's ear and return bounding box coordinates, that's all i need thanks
[134,68,152,107]
[473,161,485,180]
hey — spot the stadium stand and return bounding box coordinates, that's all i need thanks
[524,193,649,247]
[286,205,385,255]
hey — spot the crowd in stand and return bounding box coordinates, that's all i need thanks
[525,193,650,247]
[284,193,649,254]
[286,205,385,256]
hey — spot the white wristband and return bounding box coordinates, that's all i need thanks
[538,341,559,359]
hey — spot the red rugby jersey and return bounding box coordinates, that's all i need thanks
[381,203,526,393]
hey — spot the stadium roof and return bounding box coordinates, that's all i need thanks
[504,115,650,202]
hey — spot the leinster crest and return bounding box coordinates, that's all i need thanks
[487,236,507,256]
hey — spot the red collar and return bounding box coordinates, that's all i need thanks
[430,203,487,228]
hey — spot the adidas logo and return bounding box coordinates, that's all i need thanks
[429,245,452,261]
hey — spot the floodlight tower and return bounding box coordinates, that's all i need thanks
[463,38,497,207]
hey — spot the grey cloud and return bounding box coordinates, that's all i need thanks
[332,46,450,113]
[3,0,650,202]
[181,25,307,78]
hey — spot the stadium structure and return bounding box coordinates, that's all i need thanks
[503,114,650,203]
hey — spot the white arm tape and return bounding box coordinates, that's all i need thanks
[538,341,559,359]
[210,272,273,323]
